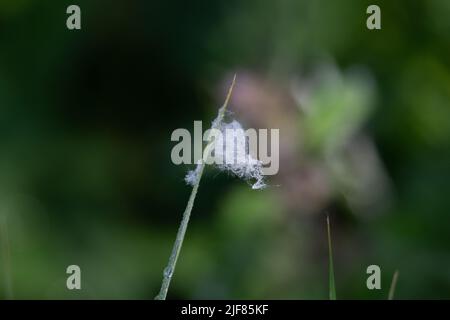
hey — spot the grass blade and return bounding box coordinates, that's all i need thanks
[388,270,399,300]
[0,215,13,299]
[155,75,236,300]
[327,215,336,300]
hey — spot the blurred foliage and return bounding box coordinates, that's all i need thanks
[0,0,449,299]
[302,66,375,153]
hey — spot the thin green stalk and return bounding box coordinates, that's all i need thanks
[327,215,336,300]
[0,215,13,299]
[388,270,399,300]
[155,75,236,300]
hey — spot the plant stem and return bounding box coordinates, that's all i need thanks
[327,215,336,300]
[388,270,399,300]
[155,164,204,300]
[0,215,13,299]
[155,75,236,300]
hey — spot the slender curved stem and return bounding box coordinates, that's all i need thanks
[327,215,336,300]
[388,270,399,300]
[0,215,13,299]
[155,75,236,300]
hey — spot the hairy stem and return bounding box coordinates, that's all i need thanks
[155,75,236,300]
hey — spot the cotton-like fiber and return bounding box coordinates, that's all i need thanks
[185,119,266,190]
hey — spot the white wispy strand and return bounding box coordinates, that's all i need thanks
[185,119,266,190]
[185,160,202,186]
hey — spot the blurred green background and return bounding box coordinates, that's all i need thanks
[0,0,450,299]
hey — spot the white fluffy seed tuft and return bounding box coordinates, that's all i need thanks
[185,119,266,190]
